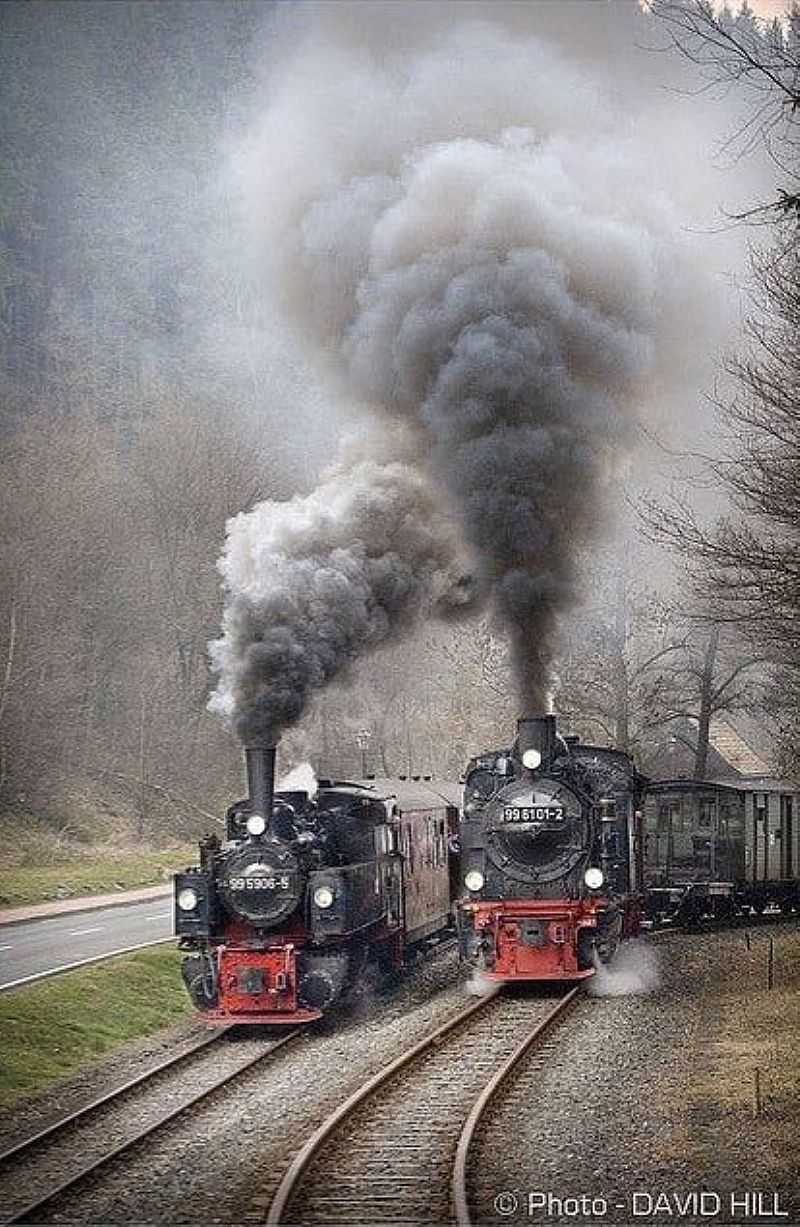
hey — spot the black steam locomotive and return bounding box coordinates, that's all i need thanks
[174,745,460,1024]
[456,716,646,981]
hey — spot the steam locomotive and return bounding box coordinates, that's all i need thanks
[456,715,645,980]
[174,745,460,1024]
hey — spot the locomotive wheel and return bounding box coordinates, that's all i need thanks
[594,933,620,965]
[339,943,371,1006]
[577,929,596,971]
[180,954,218,1010]
[298,950,351,1011]
[713,897,735,921]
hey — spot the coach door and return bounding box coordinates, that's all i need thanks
[379,818,404,930]
[780,795,794,881]
[752,794,768,883]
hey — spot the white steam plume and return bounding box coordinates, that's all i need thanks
[212,5,720,738]
[589,940,660,997]
[278,761,319,797]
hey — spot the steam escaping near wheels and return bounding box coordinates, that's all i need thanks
[588,940,661,997]
[465,971,497,998]
[210,5,717,739]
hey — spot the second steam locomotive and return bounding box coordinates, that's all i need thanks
[456,715,644,981]
[174,744,460,1024]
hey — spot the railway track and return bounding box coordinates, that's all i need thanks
[0,1025,300,1224]
[255,985,580,1227]
[646,908,800,944]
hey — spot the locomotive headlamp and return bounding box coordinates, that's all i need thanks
[313,886,335,909]
[177,887,198,911]
[522,748,542,770]
[584,867,604,890]
[246,814,267,837]
[464,870,485,892]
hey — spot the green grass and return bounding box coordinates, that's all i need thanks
[0,847,194,908]
[0,945,192,1108]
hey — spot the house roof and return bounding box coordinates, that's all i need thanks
[708,719,772,777]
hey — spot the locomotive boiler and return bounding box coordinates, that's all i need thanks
[174,744,460,1024]
[456,715,645,980]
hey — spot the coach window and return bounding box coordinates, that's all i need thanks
[698,799,714,829]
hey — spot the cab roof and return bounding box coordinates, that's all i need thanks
[321,777,461,812]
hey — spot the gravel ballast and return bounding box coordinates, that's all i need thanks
[6,925,798,1225]
[469,925,800,1227]
[19,944,473,1224]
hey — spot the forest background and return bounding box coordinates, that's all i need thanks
[0,0,796,866]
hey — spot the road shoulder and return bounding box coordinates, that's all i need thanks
[0,884,172,927]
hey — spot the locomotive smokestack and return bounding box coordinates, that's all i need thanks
[517,716,557,774]
[245,744,276,828]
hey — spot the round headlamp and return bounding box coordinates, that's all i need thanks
[464,869,485,892]
[584,867,604,890]
[246,814,267,836]
[522,748,542,770]
[313,885,335,909]
[177,887,198,911]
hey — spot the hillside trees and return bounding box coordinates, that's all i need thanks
[0,400,280,836]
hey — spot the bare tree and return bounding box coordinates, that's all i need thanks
[647,240,799,652]
[645,0,800,774]
[649,0,800,219]
[641,621,764,777]
[553,539,763,775]
[554,545,688,761]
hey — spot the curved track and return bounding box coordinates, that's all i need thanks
[451,988,579,1227]
[260,985,580,1227]
[0,1027,300,1224]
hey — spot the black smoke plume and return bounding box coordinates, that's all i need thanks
[211,6,713,737]
[209,459,475,742]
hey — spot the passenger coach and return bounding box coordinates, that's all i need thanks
[643,776,800,922]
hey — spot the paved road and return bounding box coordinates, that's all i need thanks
[0,896,175,990]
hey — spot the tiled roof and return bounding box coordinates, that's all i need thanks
[708,719,772,776]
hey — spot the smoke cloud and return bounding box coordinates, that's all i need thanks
[278,760,319,797]
[211,4,721,740]
[209,458,475,742]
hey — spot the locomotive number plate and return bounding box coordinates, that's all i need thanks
[228,876,291,891]
[502,806,564,824]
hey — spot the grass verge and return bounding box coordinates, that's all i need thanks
[656,929,800,1194]
[0,944,191,1108]
[0,848,194,908]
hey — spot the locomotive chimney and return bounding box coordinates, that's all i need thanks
[517,715,557,774]
[245,744,276,828]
